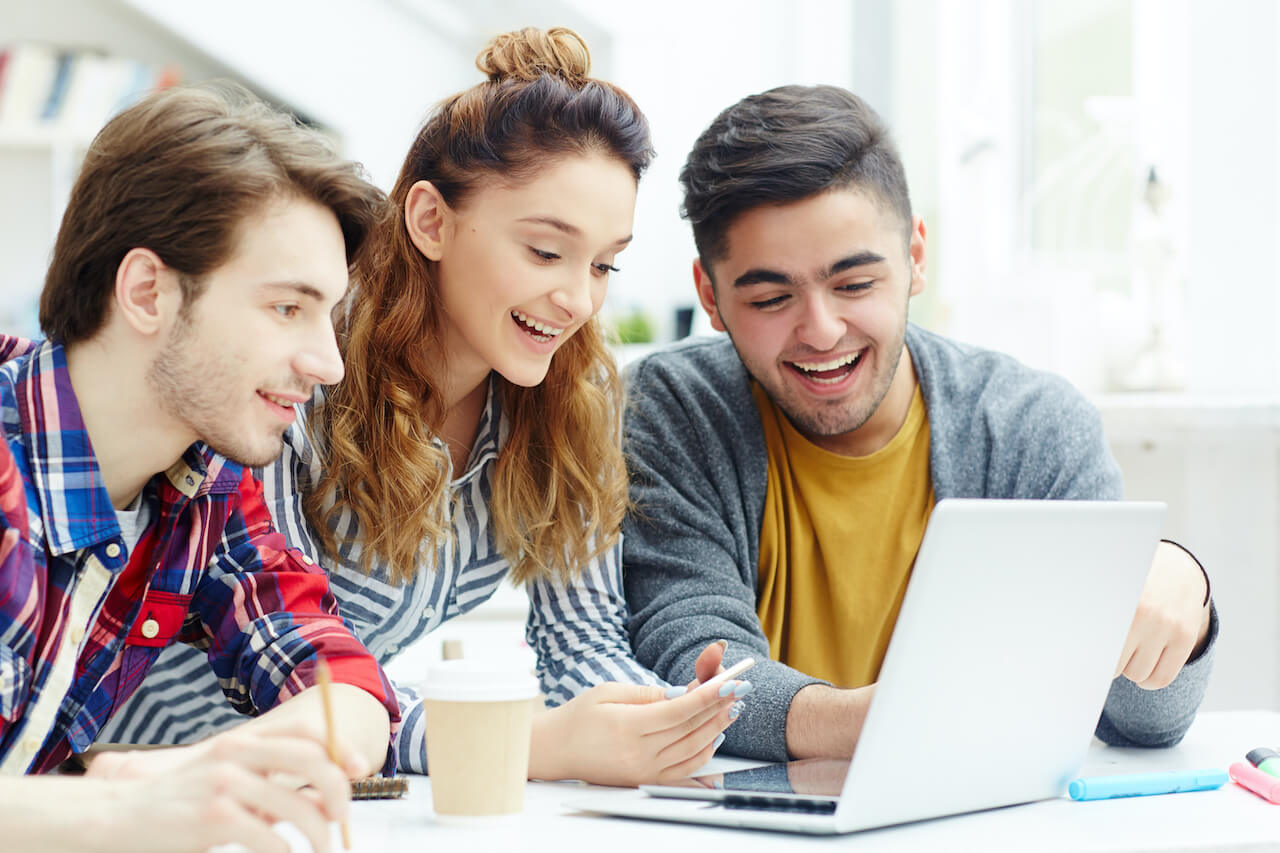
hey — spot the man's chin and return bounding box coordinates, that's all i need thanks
[202,434,287,469]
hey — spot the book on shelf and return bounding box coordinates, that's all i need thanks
[0,43,179,141]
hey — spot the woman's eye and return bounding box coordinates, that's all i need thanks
[592,262,620,276]
[275,304,300,319]
[530,247,560,262]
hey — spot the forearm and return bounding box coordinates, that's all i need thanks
[0,776,123,851]
[243,683,391,775]
[785,683,875,760]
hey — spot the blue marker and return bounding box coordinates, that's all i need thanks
[1068,769,1228,801]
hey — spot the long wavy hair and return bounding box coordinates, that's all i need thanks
[304,27,654,586]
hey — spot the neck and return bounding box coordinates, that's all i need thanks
[65,338,193,510]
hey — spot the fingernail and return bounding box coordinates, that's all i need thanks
[717,639,729,651]
[664,685,688,699]
[732,680,753,699]
[729,700,745,720]
[718,680,738,698]
[712,733,725,751]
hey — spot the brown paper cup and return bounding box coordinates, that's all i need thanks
[421,661,539,822]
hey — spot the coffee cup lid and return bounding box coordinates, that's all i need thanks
[420,659,540,702]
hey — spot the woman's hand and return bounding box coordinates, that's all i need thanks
[528,643,751,786]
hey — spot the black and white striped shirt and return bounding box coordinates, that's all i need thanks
[98,379,660,771]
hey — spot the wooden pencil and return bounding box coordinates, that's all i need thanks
[315,658,352,851]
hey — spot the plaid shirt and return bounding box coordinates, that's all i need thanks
[0,335,399,774]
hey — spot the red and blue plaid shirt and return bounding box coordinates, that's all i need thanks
[0,335,399,774]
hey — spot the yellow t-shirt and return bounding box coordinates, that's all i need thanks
[752,382,935,688]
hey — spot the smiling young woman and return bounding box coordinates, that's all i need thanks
[102,26,745,788]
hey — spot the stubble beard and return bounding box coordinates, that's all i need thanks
[726,323,909,442]
[146,318,286,468]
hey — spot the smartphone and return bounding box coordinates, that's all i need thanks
[699,656,756,693]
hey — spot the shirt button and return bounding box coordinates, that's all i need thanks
[300,554,314,566]
[105,543,121,559]
[423,606,435,620]
[140,618,160,639]
[69,624,85,645]
[22,737,39,754]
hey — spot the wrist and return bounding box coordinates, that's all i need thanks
[1160,538,1210,606]
[528,707,568,781]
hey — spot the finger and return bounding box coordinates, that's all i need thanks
[586,681,673,706]
[208,735,351,823]
[655,702,734,768]
[645,690,738,746]
[693,640,727,685]
[1120,637,1162,686]
[1139,629,1196,690]
[635,682,739,734]
[655,730,723,784]
[240,773,335,853]
[201,788,296,853]
[1113,618,1141,679]
[85,750,130,778]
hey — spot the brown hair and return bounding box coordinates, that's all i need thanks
[306,27,652,585]
[681,85,913,272]
[40,82,386,344]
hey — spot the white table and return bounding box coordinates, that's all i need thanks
[330,710,1280,852]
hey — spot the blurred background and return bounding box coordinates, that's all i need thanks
[2,0,1277,712]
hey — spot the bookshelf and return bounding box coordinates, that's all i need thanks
[0,0,252,337]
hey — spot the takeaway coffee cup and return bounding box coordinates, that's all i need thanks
[421,660,540,821]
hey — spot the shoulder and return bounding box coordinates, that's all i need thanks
[908,324,1099,432]
[624,336,753,428]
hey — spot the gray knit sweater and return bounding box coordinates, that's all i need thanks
[621,324,1217,762]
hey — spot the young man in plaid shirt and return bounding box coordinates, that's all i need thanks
[0,84,399,852]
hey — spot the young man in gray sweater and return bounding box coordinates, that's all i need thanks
[622,85,1216,763]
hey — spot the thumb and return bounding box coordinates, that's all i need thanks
[693,640,727,685]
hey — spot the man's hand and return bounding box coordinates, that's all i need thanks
[529,642,750,786]
[1,729,358,853]
[1114,541,1212,690]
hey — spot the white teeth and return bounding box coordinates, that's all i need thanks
[792,352,860,372]
[262,393,292,407]
[512,310,564,337]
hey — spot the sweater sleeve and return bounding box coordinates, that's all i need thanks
[622,351,823,762]
[984,370,1217,746]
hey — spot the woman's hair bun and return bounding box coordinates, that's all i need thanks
[476,27,591,84]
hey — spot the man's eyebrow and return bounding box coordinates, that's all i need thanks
[518,215,633,247]
[733,268,794,288]
[260,281,327,302]
[823,251,887,279]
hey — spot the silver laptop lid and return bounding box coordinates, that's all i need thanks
[835,498,1164,831]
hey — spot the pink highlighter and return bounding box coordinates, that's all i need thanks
[1230,762,1280,804]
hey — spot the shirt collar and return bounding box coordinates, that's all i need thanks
[11,339,221,555]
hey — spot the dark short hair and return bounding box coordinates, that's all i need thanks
[680,84,912,271]
[40,82,386,345]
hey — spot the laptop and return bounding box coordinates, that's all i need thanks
[568,498,1166,834]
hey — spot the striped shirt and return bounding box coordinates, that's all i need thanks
[0,336,400,775]
[101,377,661,772]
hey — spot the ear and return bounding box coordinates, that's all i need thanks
[908,216,927,297]
[113,248,179,337]
[692,257,727,333]
[404,180,452,261]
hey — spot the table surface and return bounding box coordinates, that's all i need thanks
[318,710,1280,852]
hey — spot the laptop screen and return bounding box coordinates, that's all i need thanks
[689,758,849,799]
